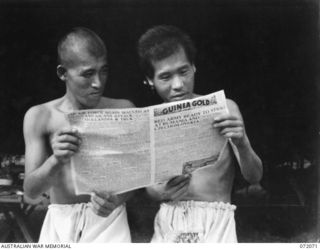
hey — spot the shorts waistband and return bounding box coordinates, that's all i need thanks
[48,202,87,209]
[163,200,236,211]
[48,202,126,209]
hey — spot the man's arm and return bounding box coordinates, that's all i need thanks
[213,99,263,184]
[23,106,80,199]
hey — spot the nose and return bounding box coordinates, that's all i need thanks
[172,75,184,90]
[91,74,102,89]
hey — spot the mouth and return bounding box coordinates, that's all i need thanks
[170,93,188,101]
[90,92,102,97]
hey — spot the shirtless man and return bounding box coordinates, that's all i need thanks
[23,27,134,242]
[137,25,263,242]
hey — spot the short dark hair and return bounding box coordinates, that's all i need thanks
[137,25,196,78]
[57,27,107,67]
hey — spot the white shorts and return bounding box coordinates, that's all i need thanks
[38,203,131,243]
[152,200,237,243]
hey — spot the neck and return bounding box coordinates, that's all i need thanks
[59,94,88,112]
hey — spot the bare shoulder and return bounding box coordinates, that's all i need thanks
[226,99,242,116]
[23,99,61,133]
[100,97,135,109]
[24,104,47,124]
[24,99,61,121]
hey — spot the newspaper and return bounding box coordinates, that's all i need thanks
[67,90,229,195]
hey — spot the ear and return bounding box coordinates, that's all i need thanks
[57,65,67,81]
[146,77,154,87]
[192,64,196,73]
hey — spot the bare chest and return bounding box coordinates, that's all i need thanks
[46,110,70,141]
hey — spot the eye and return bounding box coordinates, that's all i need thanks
[82,70,94,78]
[159,74,171,81]
[179,67,190,76]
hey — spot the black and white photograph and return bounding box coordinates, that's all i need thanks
[0,0,318,244]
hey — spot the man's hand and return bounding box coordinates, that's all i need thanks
[50,127,81,164]
[160,174,191,202]
[90,192,122,217]
[213,113,247,147]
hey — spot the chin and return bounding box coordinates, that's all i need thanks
[81,100,100,109]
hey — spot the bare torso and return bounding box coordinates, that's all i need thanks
[183,142,236,203]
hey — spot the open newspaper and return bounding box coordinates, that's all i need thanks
[67,90,229,195]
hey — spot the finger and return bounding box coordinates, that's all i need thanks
[91,193,112,209]
[167,174,190,187]
[53,131,80,146]
[213,119,243,128]
[91,193,115,210]
[53,142,78,152]
[165,181,190,196]
[58,134,81,145]
[220,127,243,135]
[172,178,190,192]
[223,132,243,139]
[214,113,238,122]
[93,192,111,200]
[108,194,120,204]
[166,179,190,197]
[57,127,79,136]
[90,201,112,217]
